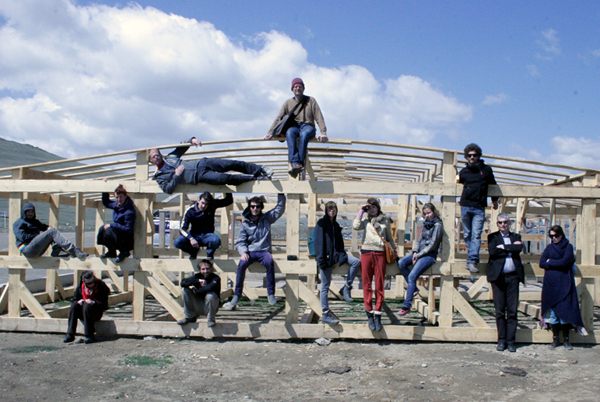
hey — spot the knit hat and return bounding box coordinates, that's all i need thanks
[291,78,304,90]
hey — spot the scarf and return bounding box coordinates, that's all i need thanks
[82,279,97,301]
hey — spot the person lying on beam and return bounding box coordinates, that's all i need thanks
[149,137,274,194]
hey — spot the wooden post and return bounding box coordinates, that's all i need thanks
[285,194,301,322]
[439,151,457,327]
[581,175,596,324]
[306,193,318,290]
[132,151,150,321]
[396,195,408,256]
[46,194,61,302]
[8,189,22,317]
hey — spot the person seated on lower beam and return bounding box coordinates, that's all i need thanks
[177,259,221,328]
[63,270,110,344]
[314,201,361,325]
[223,194,286,310]
[149,137,274,194]
[175,191,233,260]
[14,202,88,259]
[97,184,136,263]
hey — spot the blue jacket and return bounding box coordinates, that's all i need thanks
[180,194,233,239]
[236,194,286,255]
[102,193,136,234]
[13,203,48,248]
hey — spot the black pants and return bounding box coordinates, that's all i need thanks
[196,158,262,185]
[491,272,520,344]
[97,226,133,253]
[67,301,104,337]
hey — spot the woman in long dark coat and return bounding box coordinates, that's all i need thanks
[540,225,584,350]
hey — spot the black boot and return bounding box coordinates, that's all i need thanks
[366,311,375,331]
[374,313,383,331]
[549,323,561,349]
[563,324,573,350]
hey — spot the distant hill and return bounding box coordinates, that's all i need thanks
[0,137,64,169]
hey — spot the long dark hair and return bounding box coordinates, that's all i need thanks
[550,224,565,238]
[422,202,440,219]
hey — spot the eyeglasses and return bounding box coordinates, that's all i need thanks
[250,205,262,209]
[467,153,479,159]
[497,221,509,225]
[549,233,557,238]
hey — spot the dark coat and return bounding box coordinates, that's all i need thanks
[102,193,136,234]
[180,194,233,238]
[13,203,48,247]
[73,279,110,312]
[152,137,203,194]
[180,272,221,300]
[458,159,498,208]
[487,231,524,283]
[314,215,349,269]
[539,237,583,326]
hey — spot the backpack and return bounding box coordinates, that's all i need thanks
[308,227,317,257]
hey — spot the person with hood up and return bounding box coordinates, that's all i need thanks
[97,184,136,263]
[63,270,110,344]
[149,137,274,194]
[223,194,286,310]
[14,202,88,258]
[396,203,443,317]
[314,201,361,325]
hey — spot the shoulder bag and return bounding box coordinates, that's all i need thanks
[373,223,398,264]
[269,96,309,140]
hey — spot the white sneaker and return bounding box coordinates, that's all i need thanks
[578,326,589,336]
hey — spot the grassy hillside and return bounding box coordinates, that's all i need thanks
[0,137,64,169]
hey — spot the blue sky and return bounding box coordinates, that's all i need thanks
[0,0,599,168]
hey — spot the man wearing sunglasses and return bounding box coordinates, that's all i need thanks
[458,143,499,273]
[487,213,524,353]
[223,193,286,310]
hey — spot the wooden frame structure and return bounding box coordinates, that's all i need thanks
[0,137,599,343]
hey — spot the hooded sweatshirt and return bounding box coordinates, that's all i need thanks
[13,203,48,248]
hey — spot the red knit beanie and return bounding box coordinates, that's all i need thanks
[291,78,304,90]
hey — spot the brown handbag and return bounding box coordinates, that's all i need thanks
[373,223,398,264]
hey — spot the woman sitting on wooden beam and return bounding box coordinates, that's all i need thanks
[97,184,136,263]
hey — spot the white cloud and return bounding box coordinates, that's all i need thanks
[482,93,508,106]
[526,64,540,77]
[549,136,600,169]
[0,0,473,157]
[536,28,561,60]
[591,49,600,58]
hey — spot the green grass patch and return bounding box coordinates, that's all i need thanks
[11,345,61,353]
[120,355,173,367]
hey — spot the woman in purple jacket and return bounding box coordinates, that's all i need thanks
[97,184,136,263]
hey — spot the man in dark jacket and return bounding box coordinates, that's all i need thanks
[149,137,274,194]
[223,194,286,309]
[175,192,233,259]
[97,184,136,263]
[459,143,499,273]
[64,271,110,344]
[14,203,88,259]
[487,213,523,352]
[177,259,221,327]
[314,201,361,325]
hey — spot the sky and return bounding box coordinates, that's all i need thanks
[0,0,599,169]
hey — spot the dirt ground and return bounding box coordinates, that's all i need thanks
[1,332,600,401]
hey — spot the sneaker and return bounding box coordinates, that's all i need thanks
[100,250,117,259]
[177,317,197,326]
[69,247,89,259]
[51,248,70,257]
[321,311,339,325]
[577,326,589,336]
[288,164,303,179]
[63,334,75,343]
[268,294,278,305]
[83,336,96,344]
[261,165,274,179]
[115,251,130,263]
[465,262,479,273]
[223,295,239,310]
[340,285,353,303]
[413,290,420,298]
[207,320,216,328]
[256,174,273,181]
[397,308,410,316]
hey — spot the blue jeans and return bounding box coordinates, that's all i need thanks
[286,123,315,166]
[235,251,275,297]
[398,254,436,309]
[174,233,221,258]
[319,254,361,312]
[461,206,485,264]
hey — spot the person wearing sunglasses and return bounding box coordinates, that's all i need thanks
[458,143,498,273]
[223,193,286,310]
[540,225,585,350]
[487,213,523,352]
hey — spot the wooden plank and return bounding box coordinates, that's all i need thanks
[438,275,454,327]
[132,271,146,321]
[18,281,51,319]
[105,270,125,292]
[285,274,299,324]
[452,287,490,328]
[145,274,184,321]
[152,271,181,297]
[286,194,301,257]
[0,284,9,314]
[298,281,323,317]
[466,276,488,299]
